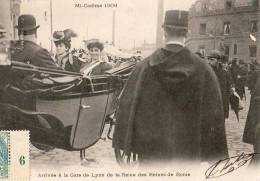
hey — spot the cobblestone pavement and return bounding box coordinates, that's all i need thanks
[31,90,254,168]
[225,89,253,156]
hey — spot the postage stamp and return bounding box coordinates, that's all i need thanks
[0,132,8,178]
[0,131,30,180]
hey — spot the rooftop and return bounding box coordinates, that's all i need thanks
[190,0,260,17]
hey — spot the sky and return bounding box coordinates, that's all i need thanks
[20,0,197,50]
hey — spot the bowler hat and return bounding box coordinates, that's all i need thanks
[0,24,6,33]
[162,10,189,30]
[15,14,40,31]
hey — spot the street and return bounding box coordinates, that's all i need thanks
[31,90,253,169]
[225,89,253,156]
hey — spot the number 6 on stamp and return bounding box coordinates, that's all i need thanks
[0,131,30,180]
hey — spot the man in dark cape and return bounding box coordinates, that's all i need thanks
[113,10,228,165]
[243,71,260,165]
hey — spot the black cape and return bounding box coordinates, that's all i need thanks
[243,71,260,145]
[113,46,228,163]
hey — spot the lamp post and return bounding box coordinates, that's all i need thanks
[156,0,164,48]
[213,17,217,50]
[112,10,116,46]
[50,0,53,53]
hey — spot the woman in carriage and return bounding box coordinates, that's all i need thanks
[80,39,113,76]
[52,29,83,72]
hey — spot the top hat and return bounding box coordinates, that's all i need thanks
[52,29,77,42]
[162,10,189,30]
[15,14,40,31]
[0,24,6,33]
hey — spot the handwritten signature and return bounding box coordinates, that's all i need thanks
[205,152,259,179]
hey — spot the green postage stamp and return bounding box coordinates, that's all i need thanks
[0,132,8,178]
[0,131,30,180]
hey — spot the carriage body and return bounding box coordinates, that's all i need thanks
[0,60,135,151]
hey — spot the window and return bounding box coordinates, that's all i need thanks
[200,23,207,35]
[249,45,257,57]
[251,20,258,32]
[223,22,231,35]
[252,0,259,7]
[225,1,232,10]
[201,3,208,12]
[224,45,230,56]
[233,44,237,55]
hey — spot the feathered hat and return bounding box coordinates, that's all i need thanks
[52,29,77,43]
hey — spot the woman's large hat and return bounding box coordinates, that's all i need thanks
[15,14,40,31]
[162,10,189,30]
[52,29,77,42]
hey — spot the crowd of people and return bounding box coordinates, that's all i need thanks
[113,9,260,168]
[196,50,260,120]
[1,11,260,168]
[196,48,260,165]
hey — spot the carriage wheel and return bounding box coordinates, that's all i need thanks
[114,148,138,168]
[32,142,55,152]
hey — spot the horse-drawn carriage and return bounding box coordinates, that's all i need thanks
[0,43,136,163]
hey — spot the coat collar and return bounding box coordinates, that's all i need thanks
[166,41,185,47]
[149,45,186,67]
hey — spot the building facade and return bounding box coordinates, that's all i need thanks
[188,0,260,63]
[0,0,21,39]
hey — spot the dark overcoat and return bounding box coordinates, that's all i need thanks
[243,71,260,145]
[230,64,247,99]
[212,65,232,119]
[247,69,259,93]
[113,46,228,163]
[2,40,59,129]
[11,40,59,69]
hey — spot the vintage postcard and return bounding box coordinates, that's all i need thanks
[1,0,260,180]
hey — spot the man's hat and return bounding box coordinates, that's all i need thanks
[15,14,40,31]
[0,24,6,33]
[162,10,189,30]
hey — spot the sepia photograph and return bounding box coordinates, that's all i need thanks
[0,0,260,180]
